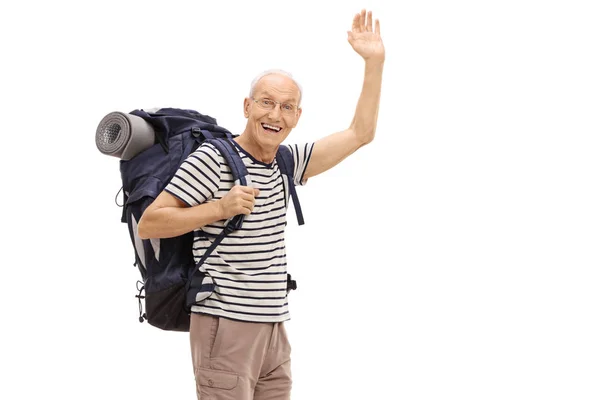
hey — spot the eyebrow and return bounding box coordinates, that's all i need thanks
[257,92,298,103]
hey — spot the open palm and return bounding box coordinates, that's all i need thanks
[347,9,385,63]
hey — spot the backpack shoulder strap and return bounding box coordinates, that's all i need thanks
[204,138,249,231]
[185,137,251,309]
[207,137,249,185]
[276,145,304,226]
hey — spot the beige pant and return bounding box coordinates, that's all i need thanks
[190,313,292,400]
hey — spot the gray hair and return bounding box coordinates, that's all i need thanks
[249,69,303,106]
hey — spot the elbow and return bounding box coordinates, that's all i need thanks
[137,222,149,240]
[137,215,154,240]
[350,125,376,146]
[360,130,375,145]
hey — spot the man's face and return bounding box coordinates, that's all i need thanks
[243,74,302,150]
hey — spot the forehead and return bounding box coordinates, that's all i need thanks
[254,74,300,102]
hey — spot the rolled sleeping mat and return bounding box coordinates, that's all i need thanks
[95,111,156,160]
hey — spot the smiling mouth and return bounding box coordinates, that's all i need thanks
[261,123,282,133]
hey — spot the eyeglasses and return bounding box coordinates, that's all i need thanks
[251,97,299,115]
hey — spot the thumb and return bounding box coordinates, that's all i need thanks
[347,31,353,41]
[253,188,260,196]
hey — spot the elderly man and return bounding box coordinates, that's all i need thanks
[138,8,384,400]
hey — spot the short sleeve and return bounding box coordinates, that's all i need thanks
[286,143,314,186]
[164,143,222,207]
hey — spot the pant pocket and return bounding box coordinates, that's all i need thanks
[280,323,292,356]
[209,317,224,359]
[195,367,239,399]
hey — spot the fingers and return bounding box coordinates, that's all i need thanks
[229,195,255,216]
[240,198,255,215]
[242,188,260,214]
[237,185,253,194]
[353,9,378,33]
[352,13,360,32]
[235,186,259,202]
[240,192,256,203]
[245,187,260,199]
[359,9,366,31]
[231,185,260,215]
[236,185,260,196]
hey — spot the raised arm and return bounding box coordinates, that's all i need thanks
[303,9,385,180]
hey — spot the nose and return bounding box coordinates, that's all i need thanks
[268,104,282,120]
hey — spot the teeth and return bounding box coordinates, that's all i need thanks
[262,123,281,132]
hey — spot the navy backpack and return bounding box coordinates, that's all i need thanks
[118,108,303,332]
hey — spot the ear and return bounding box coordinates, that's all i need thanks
[291,107,303,127]
[243,98,251,118]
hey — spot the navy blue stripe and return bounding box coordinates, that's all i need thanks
[205,268,287,276]
[243,169,277,179]
[252,175,283,186]
[300,143,314,183]
[225,254,286,264]
[189,150,220,178]
[222,229,285,240]
[252,205,286,216]
[235,222,286,232]
[165,182,202,205]
[250,183,283,194]
[242,212,286,224]
[254,197,285,209]
[212,246,285,255]
[256,188,285,201]
[205,221,285,232]
[199,304,289,317]
[245,162,277,171]
[231,262,287,271]
[191,252,220,257]
[213,290,287,300]
[190,148,221,175]
[183,157,219,188]
[195,237,284,247]
[215,285,286,292]
[178,169,215,197]
[213,276,287,284]
[206,297,288,309]
[201,145,222,166]
[196,229,285,240]
[193,261,286,270]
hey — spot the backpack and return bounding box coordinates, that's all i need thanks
[117,107,304,332]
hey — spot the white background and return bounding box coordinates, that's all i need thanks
[1,0,599,399]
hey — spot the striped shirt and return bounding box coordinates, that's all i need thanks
[165,140,314,323]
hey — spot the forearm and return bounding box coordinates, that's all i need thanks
[138,200,223,239]
[350,61,384,143]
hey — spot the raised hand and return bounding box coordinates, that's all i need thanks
[347,9,385,63]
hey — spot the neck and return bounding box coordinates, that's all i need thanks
[234,132,278,164]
